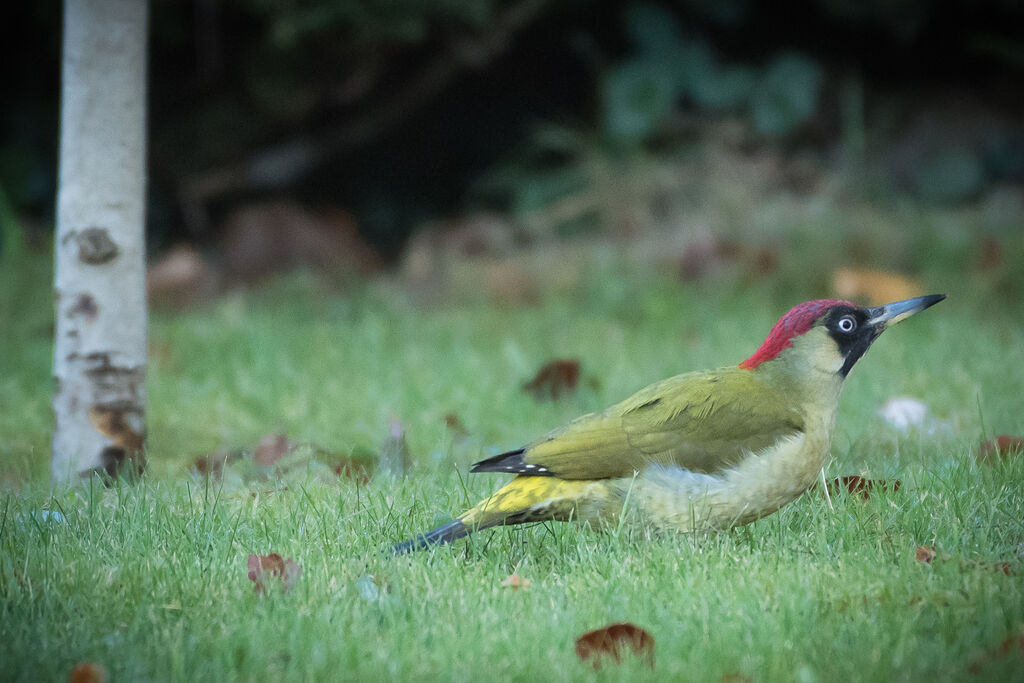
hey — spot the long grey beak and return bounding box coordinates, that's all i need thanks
[867,294,946,328]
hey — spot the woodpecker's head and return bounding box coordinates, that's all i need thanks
[740,294,946,377]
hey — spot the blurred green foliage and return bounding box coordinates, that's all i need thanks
[913,149,986,205]
[749,53,823,137]
[2,0,1022,248]
[602,59,678,140]
[604,4,824,141]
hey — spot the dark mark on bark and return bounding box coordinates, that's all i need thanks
[76,227,119,264]
[68,293,98,319]
[89,402,146,480]
[82,352,143,378]
[100,446,126,477]
[79,446,144,482]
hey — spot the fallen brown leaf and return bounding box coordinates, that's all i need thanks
[254,434,296,468]
[69,662,107,683]
[990,562,1016,576]
[962,560,1016,576]
[192,449,244,478]
[721,672,753,683]
[331,454,373,484]
[976,435,1024,463]
[247,553,302,594]
[444,413,469,436]
[827,476,902,499]
[524,359,580,400]
[967,625,1024,674]
[915,545,937,563]
[832,267,923,306]
[500,574,531,590]
[575,622,655,670]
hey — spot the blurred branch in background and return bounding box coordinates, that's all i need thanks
[179,0,552,233]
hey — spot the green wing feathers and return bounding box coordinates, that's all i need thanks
[520,368,804,479]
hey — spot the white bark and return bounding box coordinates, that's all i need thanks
[53,0,149,482]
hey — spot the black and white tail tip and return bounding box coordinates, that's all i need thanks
[469,448,552,475]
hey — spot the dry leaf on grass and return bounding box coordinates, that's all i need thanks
[832,267,923,306]
[827,476,902,499]
[195,436,356,481]
[331,455,373,484]
[976,435,1024,463]
[444,413,469,436]
[254,434,297,468]
[69,662,107,683]
[961,560,1016,576]
[575,622,655,670]
[524,359,580,400]
[910,546,1006,572]
[192,448,244,478]
[720,672,753,683]
[967,625,1024,674]
[247,553,302,594]
[500,574,531,590]
[989,562,1016,576]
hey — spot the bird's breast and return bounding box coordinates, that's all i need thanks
[622,426,832,532]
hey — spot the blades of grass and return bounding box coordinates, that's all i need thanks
[224,505,245,561]
[614,470,639,539]
[976,392,988,442]
[0,494,10,542]
[821,467,834,511]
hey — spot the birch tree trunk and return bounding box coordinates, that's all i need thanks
[52,0,149,483]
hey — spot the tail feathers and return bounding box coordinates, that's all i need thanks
[390,476,597,554]
[470,447,525,473]
[390,519,470,555]
[471,448,554,476]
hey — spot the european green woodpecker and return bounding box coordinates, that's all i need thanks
[393,294,945,553]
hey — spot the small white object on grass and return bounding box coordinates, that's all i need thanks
[879,397,929,431]
[878,396,952,436]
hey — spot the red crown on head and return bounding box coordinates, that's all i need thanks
[739,299,855,370]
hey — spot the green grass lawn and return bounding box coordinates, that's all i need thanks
[2,230,1024,681]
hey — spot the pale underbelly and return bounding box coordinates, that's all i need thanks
[577,433,828,533]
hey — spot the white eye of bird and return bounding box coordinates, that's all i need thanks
[838,315,857,333]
